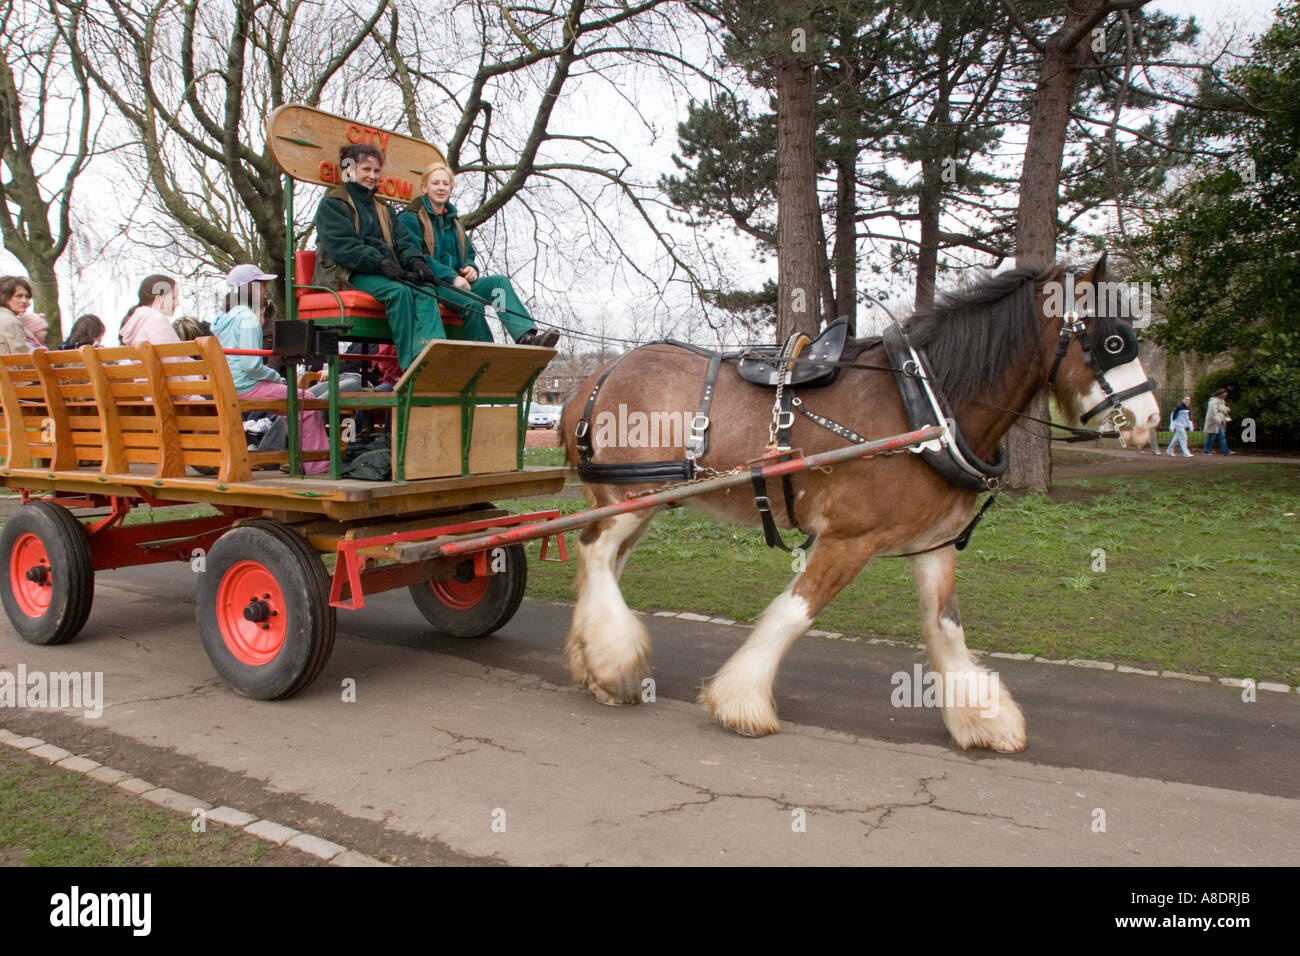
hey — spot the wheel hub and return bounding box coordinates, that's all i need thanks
[216,565,287,666]
[10,533,53,618]
[243,596,272,624]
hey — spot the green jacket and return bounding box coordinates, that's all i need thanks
[397,197,476,284]
[314,181,422,280]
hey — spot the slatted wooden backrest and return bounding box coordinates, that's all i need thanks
[147,338,251,482]
[0,352,57,469]
[0,339,252,483]
[37,347,107,471]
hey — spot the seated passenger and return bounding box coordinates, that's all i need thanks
[20,310,48,351]
[172,316,213,341]
[313,144,444,370]
[61,314,105,350]
[212,264,330,475]
[0,275,34,353]
[398,162,558,347]
[120,274,181,346]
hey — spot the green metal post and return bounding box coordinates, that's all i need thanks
[328,352,340,479]
[286,360,300,476]
[460,363,488,476]
[517,371,540,469]
[284,175,301,477]
[395,377,413,482]
[284,176,296,322]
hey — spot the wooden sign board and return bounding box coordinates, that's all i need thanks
[266,104,447,202]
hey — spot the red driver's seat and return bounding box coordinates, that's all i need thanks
[293,250,461,327]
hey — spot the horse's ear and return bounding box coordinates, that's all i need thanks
[1091,251,1108,282]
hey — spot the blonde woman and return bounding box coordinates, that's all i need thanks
[398,162,558,347]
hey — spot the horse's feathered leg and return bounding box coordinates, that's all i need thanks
[565,505,660,705]
[703,534,874,737]
[908,547,1027,752]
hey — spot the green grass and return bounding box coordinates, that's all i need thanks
[523,446,568,468]
[505,463,1300,683]
[0,747,316,866]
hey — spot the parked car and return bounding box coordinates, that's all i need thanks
[528,404,561,429]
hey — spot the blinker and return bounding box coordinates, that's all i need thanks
[1091,320,1139,371]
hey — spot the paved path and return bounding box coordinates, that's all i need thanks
[1,565,1295,865]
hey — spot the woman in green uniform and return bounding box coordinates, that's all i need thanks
[313,144,446,369]
[398,162,558,347]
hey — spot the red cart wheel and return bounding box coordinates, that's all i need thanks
[410,543,527,638]
[196,519,335,699]
[0,501,94,646]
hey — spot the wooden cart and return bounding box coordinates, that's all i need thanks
[0,105,567,699]
[0,333,566,699]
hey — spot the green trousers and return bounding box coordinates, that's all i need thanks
[351,273,447,369]
[434,275,536,342]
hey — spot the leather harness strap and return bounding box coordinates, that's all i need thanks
[1080,376,1158,424]
[795,401,867,444]
[574,352,696,484]
[685,353,722,458]
[749,464,816,553]
[575,353,628,465]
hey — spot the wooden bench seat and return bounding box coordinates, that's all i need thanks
[0,340,336,483]
[1,336,555,486]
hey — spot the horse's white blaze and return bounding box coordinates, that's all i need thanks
[1072,356,1160,444]
[567,513,652,704]
[703,588,813,737]
[910,550,1026,752]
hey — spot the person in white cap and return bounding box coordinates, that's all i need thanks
[212,264,333,475]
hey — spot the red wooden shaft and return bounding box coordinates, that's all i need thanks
[437,424,945,557]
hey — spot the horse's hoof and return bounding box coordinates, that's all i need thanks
[590,681,640,706]
[943,696,1026,752]
[701,682,781,738]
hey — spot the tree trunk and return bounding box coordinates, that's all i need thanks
[832,128,858,331]
[914,153,943,312]
[831,30,858,333]
[1007,2,1106,493]
[775,18,823,342]
[26,256,62,347]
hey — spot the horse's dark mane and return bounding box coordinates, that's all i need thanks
[845,262,1062,407]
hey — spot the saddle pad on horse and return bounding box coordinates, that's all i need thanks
[735,318,849,387]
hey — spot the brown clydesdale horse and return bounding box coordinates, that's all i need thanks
[558,258,1158,752]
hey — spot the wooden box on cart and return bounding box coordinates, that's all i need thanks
[392,339,552,481]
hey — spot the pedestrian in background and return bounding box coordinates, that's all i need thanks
[1203,388,1233,455]
[1167,395,1194,457]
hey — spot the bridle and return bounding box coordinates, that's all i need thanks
[1047,307,1156,445]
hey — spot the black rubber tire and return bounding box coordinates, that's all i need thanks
[409,543,527,638]
[0,501,94,646]
[196,519,336,700]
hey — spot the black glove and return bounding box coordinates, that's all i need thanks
[378,258,406,281]
[406,258,436,284]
